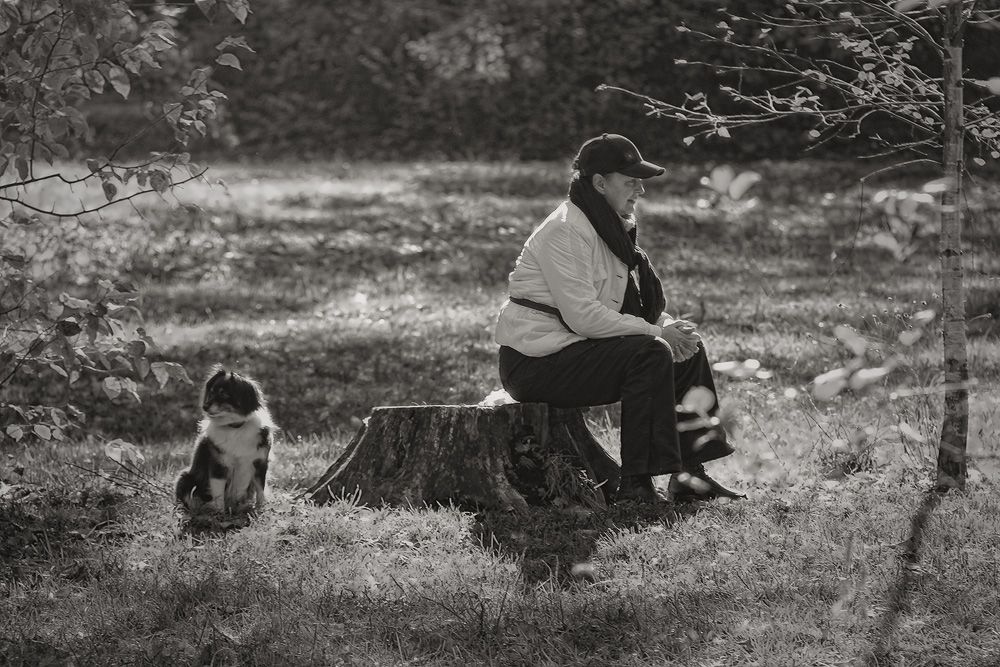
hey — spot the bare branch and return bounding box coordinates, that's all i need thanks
[969,9,1000,30]
[858,158,942,182]
[858,0,947,57]
[966,108,1000,128]
[0,149,189,193]
[850,141,937,163]
[0,168,207,218]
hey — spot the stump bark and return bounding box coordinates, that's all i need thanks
[304,403,621,513]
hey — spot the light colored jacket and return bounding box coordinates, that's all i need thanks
[495,200,667,357]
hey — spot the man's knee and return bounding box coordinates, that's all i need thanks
[631,335,674,371]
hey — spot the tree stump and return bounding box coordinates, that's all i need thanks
[303,403,621,513]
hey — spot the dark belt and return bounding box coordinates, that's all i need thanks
[509,297,576,334]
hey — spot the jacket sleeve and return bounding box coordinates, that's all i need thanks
[532,218,662,339]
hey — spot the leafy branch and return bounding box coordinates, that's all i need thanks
[600,0,1000,164]
[1,0,251,447]
[1,166,208,218]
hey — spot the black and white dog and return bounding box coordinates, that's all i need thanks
[175,366,274,513]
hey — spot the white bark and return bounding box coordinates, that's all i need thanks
[936,3,970,491]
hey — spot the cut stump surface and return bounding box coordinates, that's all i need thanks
[304,403,620,513]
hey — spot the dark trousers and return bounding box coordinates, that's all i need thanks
[499,335,733,477]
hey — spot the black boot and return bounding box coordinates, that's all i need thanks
[668,463,746,502]
[615,474,664,504]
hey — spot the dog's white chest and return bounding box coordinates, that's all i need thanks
[201,412,270,504]
[206,422,264,461]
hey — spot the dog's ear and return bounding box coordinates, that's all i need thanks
[207,364,227,383]
[228,373,264,413]
[203,366,228,402]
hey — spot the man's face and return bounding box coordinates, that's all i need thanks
[595,172,645,217]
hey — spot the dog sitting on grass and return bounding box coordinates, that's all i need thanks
[175,366,274,514]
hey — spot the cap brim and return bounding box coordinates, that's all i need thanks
[618,161,665,178]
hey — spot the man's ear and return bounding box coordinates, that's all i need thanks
[591,173,606,194]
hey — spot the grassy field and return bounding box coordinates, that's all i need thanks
[2,158,999,666]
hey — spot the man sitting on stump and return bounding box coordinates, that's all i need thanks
[493,133,745,504]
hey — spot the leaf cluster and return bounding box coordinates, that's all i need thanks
[0,0,252,211]
[1,0,251,446]
[0,252,192,443]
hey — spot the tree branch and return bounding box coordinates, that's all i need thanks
[861,0,947,57]
[0,149,183,193]
[965,107,1000,129]
[0,168,207,218]
[27,10,69,180]
[858,158,942,182]
[0,328,55,390]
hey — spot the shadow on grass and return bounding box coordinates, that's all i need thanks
[177,508,257,538]
[346,579,739,665]
[45,316,500,446]
[862,489,943,666]
[472,500,704,586]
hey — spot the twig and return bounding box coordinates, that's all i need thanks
[64,460,171,497]
[0,169,208,218]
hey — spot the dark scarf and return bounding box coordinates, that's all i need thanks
[568,175,665,324]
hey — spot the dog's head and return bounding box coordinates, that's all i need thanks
[202,365,265,419]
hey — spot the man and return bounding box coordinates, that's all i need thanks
[494,133,744,503]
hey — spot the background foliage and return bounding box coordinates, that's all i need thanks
[88,0,1000,162]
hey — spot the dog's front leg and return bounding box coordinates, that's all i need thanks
[206,477,227,512]
[251,457,268,509]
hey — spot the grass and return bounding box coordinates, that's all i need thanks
[2,158,1000,666]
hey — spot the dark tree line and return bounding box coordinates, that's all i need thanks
[83,0,1000,162]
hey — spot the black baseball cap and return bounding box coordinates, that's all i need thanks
[573,133,665,179]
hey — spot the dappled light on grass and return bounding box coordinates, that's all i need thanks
[4,159,1000,665]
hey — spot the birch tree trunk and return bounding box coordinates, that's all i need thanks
[936,3,969,491]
